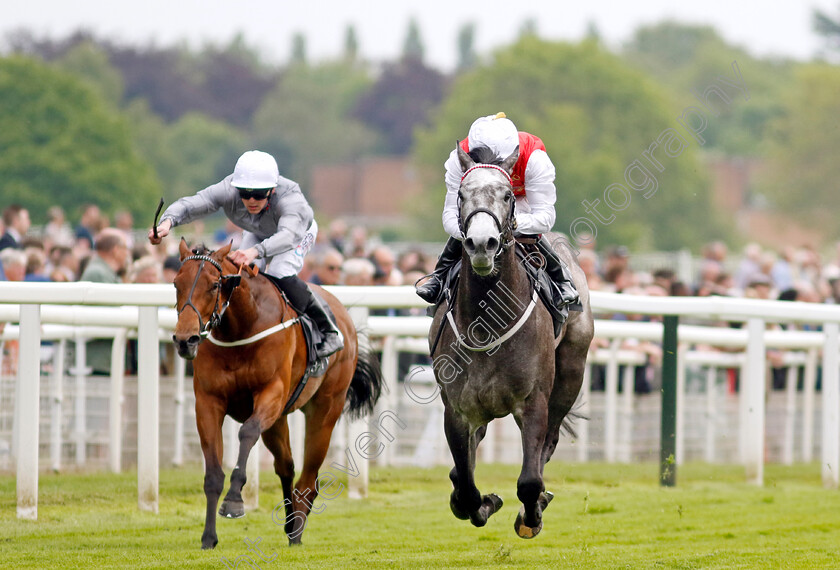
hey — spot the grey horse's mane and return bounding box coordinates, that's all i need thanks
[468,145,504,166]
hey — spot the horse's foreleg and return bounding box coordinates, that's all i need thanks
[261,418,296,538]
[218,415,262,519]
[513,392,550,539]
[196,394,226,549]
[445,409,503,527]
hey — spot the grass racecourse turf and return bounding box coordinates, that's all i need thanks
[1,463,839,569]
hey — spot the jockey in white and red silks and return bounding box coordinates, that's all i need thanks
[417,113,580,311]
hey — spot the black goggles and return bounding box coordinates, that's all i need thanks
[237,187,272,200]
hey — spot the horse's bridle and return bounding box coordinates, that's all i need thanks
[178,254,241,338]
[457,164,517,253]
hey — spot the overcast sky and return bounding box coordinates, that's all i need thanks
[4,1,837,69]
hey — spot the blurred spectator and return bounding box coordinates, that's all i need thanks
[130,255,163,284]
[44,206,75,248]
[79,228,130,283]
[346,226,368,258]
[23,247,50,282]
[75,204,102,253]
[309,248,344,286]
[0,205,31,251]
[343,257,376,286]
[370,245,403,286]
[577,249,602,291]
[47,245,80,282]
[397,248,432,275]
[327,218,348,254]
[114,210,135,250]
[652,269,675,294]
[214,219,243,249]
[771,246,796,291]
[0,248,26,281]
[735,243,763,290]
[162,256,182,283]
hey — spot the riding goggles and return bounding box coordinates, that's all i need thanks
[237,187,272,200]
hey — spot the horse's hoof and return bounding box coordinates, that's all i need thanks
[450,491,470,520]
[219,500,245,519]
[542,491,555,508]
[514,506,543,539]
[485,493,504,512]
[200,533,218,550]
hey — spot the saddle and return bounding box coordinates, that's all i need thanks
[262,272,334,410]
[435,243,573,338]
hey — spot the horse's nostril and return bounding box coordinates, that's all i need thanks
[188,335,201,345]
[487,237,499,252]
[464,238,476,252]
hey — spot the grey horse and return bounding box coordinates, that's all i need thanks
[428,143,594,538]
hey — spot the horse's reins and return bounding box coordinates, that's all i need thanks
[435,162,534,353]
[179,254,301,347]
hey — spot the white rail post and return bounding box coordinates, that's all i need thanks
[576,363,591,462]
[782,363,798,465]
[619,364,634,463]
[73,336,88,466]
[137,306,160,512]
[347,306,370,499]
[109,329,127,473]
[744,318,766,485]
[243,439,260,511]
[802,348,818,463]
[604,339,620,462]
[821,322,839,489]
[704,365,716,463]
[676,345,686,465]
[172,355,186,467]
[379,335,398,466]
[16,304,41,520]
[50,339,66,472]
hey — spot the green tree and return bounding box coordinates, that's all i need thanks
[814,4,840,53]
[623,21,793,156]
[53,40,124,106]
[0,56,160,224]
[760,64,840,235]
[402,18,425,63]
[414,38,725,249]
[456,23,477,72]
[291,33,307,66]
[344,25,360,63]
[252,62,378,190]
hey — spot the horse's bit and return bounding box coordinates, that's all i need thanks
[178,255,241,338]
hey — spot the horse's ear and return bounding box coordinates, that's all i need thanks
[178,238,191,261]
[500,145,520,175]
[456,141,474,172]
[214,241,233,262]
[243,263,258,277]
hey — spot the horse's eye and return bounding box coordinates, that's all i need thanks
[211,282,220,290]
[504,193,512,202]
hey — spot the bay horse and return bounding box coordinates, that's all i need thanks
[171,239,382,549]
[428,144,594,538]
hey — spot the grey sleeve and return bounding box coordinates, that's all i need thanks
[255,185,314,258]
[160,180,229,227]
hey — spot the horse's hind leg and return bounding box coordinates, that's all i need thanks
[261,417,297,539]
[445,410,503,527]
[286,396,345,545]
[195,393,226,549]
[513,392,550,539]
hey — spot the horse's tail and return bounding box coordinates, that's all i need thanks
[344,343,384,420]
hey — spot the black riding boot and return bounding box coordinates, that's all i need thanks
[277,275,345,358]
[536,236,582,310]
[415,236,463,304]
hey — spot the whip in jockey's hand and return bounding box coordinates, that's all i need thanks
[148,219,172,245]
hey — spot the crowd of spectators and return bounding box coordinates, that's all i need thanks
[3,204,840,392]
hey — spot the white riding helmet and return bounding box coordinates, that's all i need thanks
[467,112,519,159]
[231,150,279,189]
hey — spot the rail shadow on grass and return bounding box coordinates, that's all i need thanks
[0,463,835,569]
